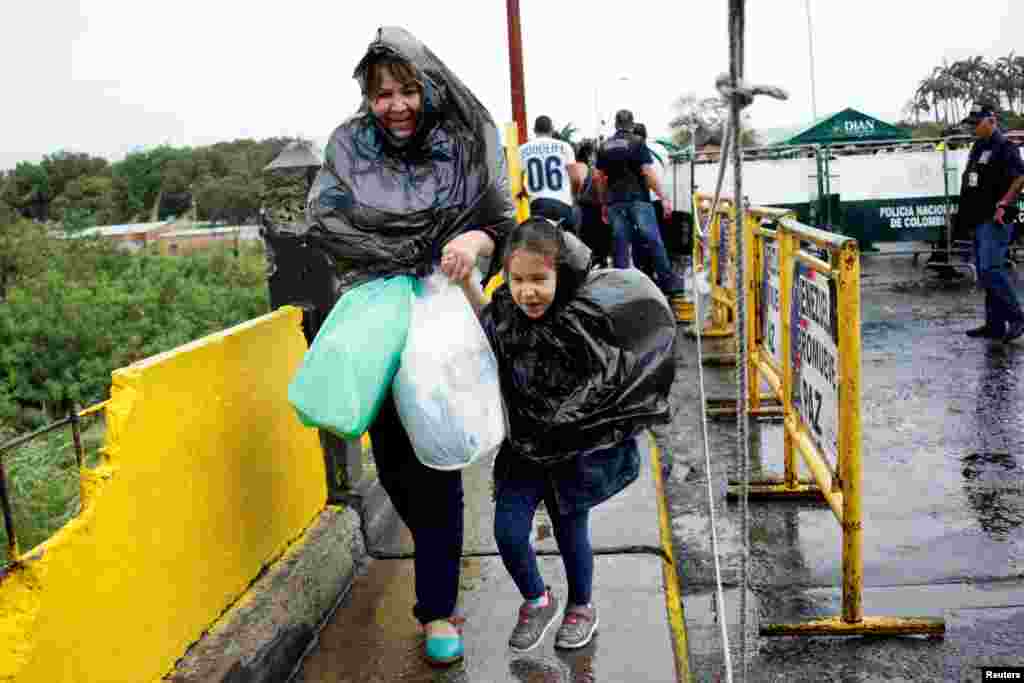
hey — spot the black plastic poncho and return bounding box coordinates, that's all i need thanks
[482,235,677,466]
[305,27,515,294]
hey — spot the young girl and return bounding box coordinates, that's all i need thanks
[458,217,672,653]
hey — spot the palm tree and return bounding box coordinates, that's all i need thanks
[554,122,578,145]
[995,53,1017,113]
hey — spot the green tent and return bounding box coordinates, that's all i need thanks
[762,108,911,146]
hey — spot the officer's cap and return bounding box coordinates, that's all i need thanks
[961,103,997,125]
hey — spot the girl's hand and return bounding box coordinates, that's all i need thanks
[441,231,493,282]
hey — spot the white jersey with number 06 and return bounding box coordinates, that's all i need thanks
[519,137,575,206]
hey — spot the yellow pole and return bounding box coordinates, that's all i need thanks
[710,213,721,329]
[778,227,798,489]
[484,122,531,299]
[744,212,759,414]
[838,240,863,624]
[506,122,530,224]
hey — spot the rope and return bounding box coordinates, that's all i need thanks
[691,231,735,683]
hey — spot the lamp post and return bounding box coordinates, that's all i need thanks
[595,75,632,139]
[805,0,819,120]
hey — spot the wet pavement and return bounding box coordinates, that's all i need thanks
[664,248,1024,681]
[294,432,681,683]
[292,248,1024,681]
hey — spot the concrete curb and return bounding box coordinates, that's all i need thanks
[165,505,369,683]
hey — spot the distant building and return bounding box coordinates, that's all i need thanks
[56,221,176,251]
[156,225,261,256]
[57,220,262,256]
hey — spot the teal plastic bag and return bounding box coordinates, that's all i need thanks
[288,275,415,439]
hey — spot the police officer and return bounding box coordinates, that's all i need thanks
[595,109,684,295]
[959,103,1024,342]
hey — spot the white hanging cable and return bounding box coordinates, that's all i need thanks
[692,224,735,683]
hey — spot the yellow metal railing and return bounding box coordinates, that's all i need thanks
[701,194,945,637]
[691,192,739,339]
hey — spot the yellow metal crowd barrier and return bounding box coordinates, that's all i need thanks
[690,193,740,340]
[698,194,944,637]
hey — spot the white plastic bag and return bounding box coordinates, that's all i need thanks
[684,265,713,328]
[392,272,506,470]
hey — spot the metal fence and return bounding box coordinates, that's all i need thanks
[0,401,107,564]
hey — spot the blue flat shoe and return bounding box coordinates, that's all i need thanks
[425,633,464,665]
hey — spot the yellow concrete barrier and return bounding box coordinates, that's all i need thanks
[0,306,325,682]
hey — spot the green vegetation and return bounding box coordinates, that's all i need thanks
[0,413,106,564]
[0,206,271,562]
[904,52,1024,128]
[0,137,308,229]
[0,232,270,426]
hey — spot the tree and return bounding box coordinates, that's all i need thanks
[41,151,110,201]
[4,162,51,220]
[909,53,1023,129]
[554,122,578,144]
[669,93,757,148]
[0,201,50,302]
[195,174,262,224]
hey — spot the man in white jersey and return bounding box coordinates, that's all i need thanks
[519,115,580,232]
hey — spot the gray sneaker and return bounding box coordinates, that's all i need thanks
[509,588,559,653]
[554,605,599,649]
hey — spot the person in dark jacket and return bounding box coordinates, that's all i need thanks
[595,109,684,296]
[958,104,1024,342]
[305,26,515,666]
[458,217,675,654]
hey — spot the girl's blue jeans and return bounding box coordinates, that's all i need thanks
[494,472,593,607]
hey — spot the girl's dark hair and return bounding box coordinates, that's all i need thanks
[501,217,584,308]
[501,217,564,272]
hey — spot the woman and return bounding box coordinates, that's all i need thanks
[572,140,610,267]
[305,26,515,665]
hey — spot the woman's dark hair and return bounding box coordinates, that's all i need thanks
[575,140,594,163]
[363,55,421,98]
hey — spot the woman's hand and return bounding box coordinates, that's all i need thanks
[441,231,494,282]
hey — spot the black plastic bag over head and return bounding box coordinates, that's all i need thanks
[485,237,677,466]
[304,27,514,292]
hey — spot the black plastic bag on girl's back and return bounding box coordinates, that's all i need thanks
[484,236,677,467]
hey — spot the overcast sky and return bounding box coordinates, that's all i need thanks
[3,0,1022,171]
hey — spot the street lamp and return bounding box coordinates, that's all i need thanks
[805,0,819,120]
[595,75,632,139]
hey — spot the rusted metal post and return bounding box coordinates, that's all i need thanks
[505,0,527,145]
[0,455,18,562]
[70,404,84,469]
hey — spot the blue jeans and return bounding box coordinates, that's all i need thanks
[973,221,1023,333]
[370,390,464,624]
[608,200,684,294]
[494,473,593,607]
[531,198,579,233]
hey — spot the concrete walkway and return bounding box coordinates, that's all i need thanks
[294,431,688,683]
